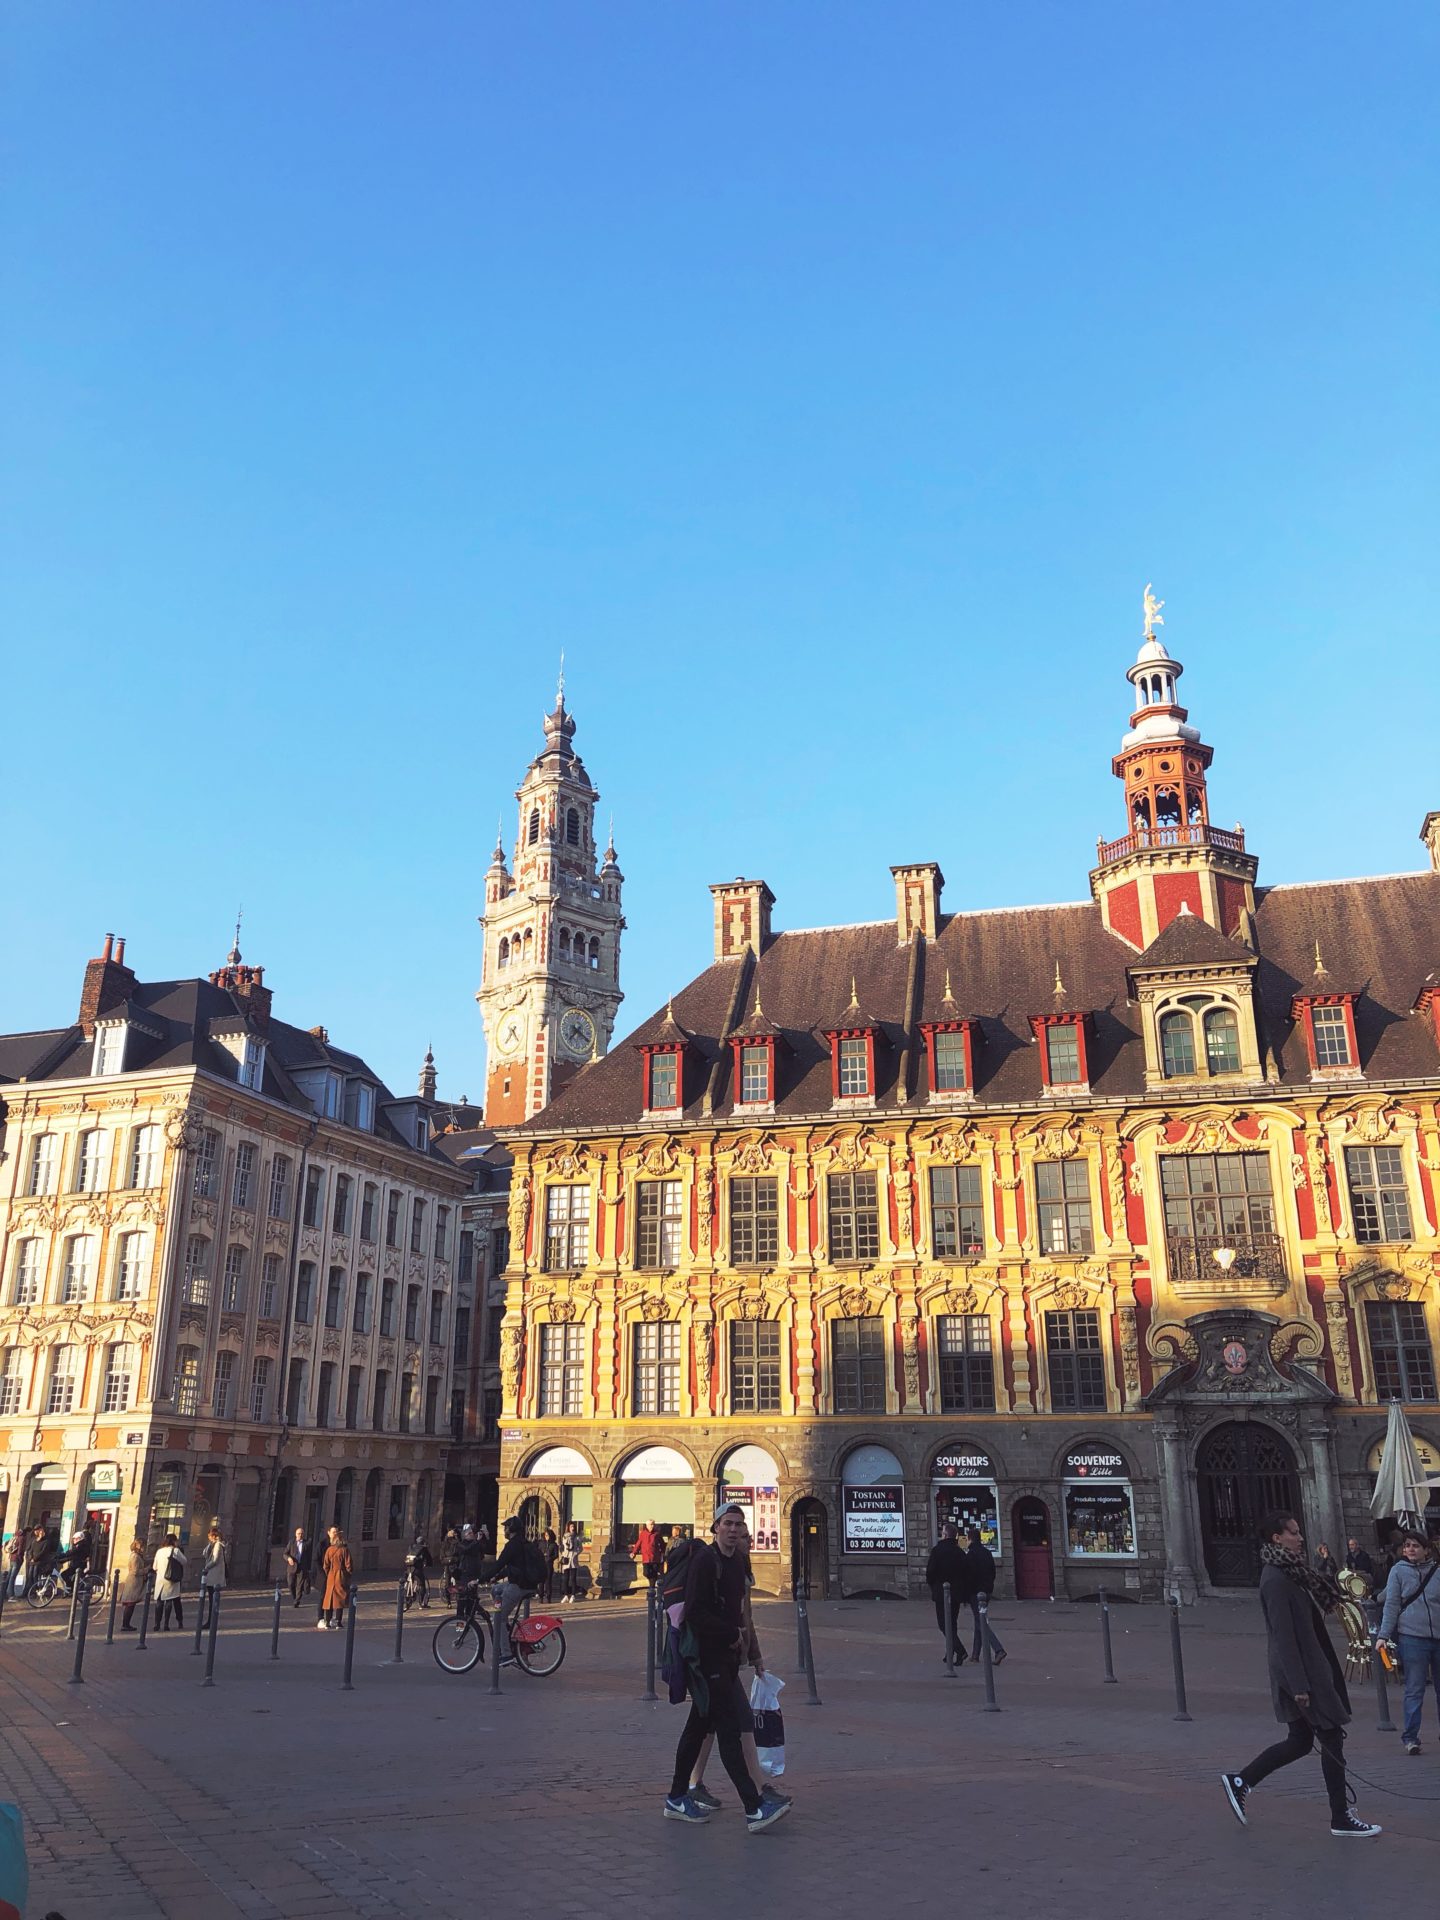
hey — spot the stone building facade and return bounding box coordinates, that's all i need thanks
[493,621,1440,1600]
[0,942,467,1576]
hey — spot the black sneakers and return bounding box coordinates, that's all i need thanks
[1220,1773,1250,1826]
[1330,1813,1382,1838]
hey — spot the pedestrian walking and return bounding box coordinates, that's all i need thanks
[687,1523,792,1813]
[152,1534,187,1632]
[118,1535,148,1631]
[538,1527,560,1603]
[407,1533,433,1608]
[661,1501,791,1832]
[4,1527,25,1598]
[284,1527,312,1606]
[1221,1511,1380,1838]
[200,1525,229,1629]
[559,1523,583,1605]
[1377,1529,1440,1756]
[923,1523,971,1662]
[963,1527,1007,1664]
[635,1520,663,1589]
[319,1527,352,1629]
[27,1512,59,1585]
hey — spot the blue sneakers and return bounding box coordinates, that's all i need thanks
[663,1793,713,1824]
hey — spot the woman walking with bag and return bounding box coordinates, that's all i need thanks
[200,1525,229,1629]
[152,1533,187,1632]
[118,1535,148,1631]
[1378,1529,1440,1755]
[1221,1511,1380,1838]
[319,1527,352,1630]
[559,1523,582,1605]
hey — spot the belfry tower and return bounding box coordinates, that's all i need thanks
[1090,591,1259,952]
[477,679,625,1125]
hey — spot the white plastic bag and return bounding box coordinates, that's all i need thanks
[749,1671,786,1776]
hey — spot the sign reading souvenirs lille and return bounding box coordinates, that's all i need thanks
[932,1450,995,1480]
[842,1485,906,1554]
[1062,1447,1127,1479]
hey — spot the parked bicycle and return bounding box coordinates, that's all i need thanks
[432,1582,566,1676]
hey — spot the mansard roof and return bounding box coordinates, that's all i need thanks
[516,868,1440,1134]
[1129,908,1255,974]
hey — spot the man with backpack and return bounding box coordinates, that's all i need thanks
[662,1501,792,1832]
[487,1516,546,1666]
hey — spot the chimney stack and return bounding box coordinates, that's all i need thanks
[709,878,775,960]
[79,933,137,1038]
[891,862,944,942]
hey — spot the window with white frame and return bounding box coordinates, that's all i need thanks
[837,1036,869,1098]
[933,1030,968,1092]
[114,1231,145,1300]
[259,1253,281,1318]
[102,1342,135,1414]
[193,1129,221,1199]
[27,1134,58,1195]
[45,1344,77,1416]
[930,1164,985,1258]
[544,1185,591,1270]
[332,1173,353,1234]
[935,1314,996,1410]
[302,1166,325,1228]
[182,1235,211,1306]
[1312,1004,1353,1068]
[1045,1022,1083,1085]
[232,1141,256,1209]
[0,1348,24,1417]
[239,1036,265,1090]
[636,1180,683,1268]
[11,1238,42,1306]
[129,1125,161,1188]
[74,1129,109,1193]
[1035,1161,1094,1256]
[93,1023,127,1076]
[60,1235,96,1304]
[213,1350,236,1418]
[648,1051,680,1111]
[354,1083,375,1132]
[222,1244,247,1312]
[1045,1309,1107,1410]
[249,1355,273,1421]
[826,1171,881,1262]
[175,1346,201,1417]
[632,1319,681,1415]
[1346,1146,1413,1243]
[268,1154,292,1219]
[539,1322,586,1415]
[729,1176,779,1266]
[739,1045,771,1105]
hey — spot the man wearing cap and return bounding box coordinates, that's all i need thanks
[663,1502,792,1832]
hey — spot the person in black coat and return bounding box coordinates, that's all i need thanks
[963,1529,1007,1664]
[924,1523,971,1660]
[1221,1510,1380,1838]
[1344,1537,1376,1582]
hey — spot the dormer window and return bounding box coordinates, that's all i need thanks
[920,1018,978,1097]
[1157,996,1242,1079]
[93,1022,127,1077]
[1031,1013,1090,1092]
[239,1036,266,1090]
[738,1044,772,1105]
[344,1081,377,1132]
[644,1048,682,1114]
[822,983,880,1105]
[1291,992,1360,1077]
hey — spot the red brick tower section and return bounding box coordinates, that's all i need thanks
[1089,597,1259,953]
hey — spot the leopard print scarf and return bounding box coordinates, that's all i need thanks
[1260,1541,1342,1614]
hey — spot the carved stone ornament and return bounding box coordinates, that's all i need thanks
[321,1332,342,1359]
[637,1136,682,1178]
[697,1166,716,1253]
[729,1135,775,1175]
[164,1110,204,1152]
[944,1280,978,1315]
[901,1317,921,1407]
[1116,1304,1141,1398]
[734,1291,769,1321]
[190,1199,218,1228]
[837,1284,872,1319]
[500,1324,523,1401]
[1289,1153,1308,1191]
[328,1234,349,1263]
[924,1122,979,1165]
[548,1298,577,1324]
[694,1322,714,1396]
[292,1325,313,1354]
[508,1176,532,1248]
[1174,1114,1254,1155]
[377,1341,396,1369]
[825,1128,879,1173]
[1146,1308,1336,1406]
[1375,1275,1415,1302]
[1147,1320,1199,1368]
[1340,1101,1410,1145]
[1052,1280,1090,1312]
[255,1325,280,1353]
[640,1296,670,1322]
[350,1336,369,1362]
[1268,1317,1326,1365]
[300,1228,322,1257]
[265,1217,290,1249]
[545,1142,590,1182]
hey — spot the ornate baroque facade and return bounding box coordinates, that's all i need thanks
[493,621,1440,1600]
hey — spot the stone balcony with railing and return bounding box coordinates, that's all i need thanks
[1165,1228,1288,1292]
[1095,822,1248,867]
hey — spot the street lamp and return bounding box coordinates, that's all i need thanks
[1212,1246,1237,1273]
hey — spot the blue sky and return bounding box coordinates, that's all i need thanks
[3,2,1436,1101]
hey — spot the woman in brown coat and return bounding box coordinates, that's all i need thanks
[319,1527,352,1630]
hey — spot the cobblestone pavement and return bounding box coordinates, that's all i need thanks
[1,1584,1436,1919]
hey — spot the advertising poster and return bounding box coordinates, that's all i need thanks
[724,1485,780,1551]
[842,1485,906,1555]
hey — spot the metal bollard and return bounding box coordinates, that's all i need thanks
[105,1570,120,1645]
[69,1577,93,1684]
[270,1583,283,1660]
[1099,1587,1117,1684]
[642,1583,658,1702]
[0,1567,9,1640]
[342,1588,357,1691]
[136,1574,153,1651]
[795,1595,822,1706]
[1374,1645,1397,1733]
[943,1582,958,1678]
[67,1572,83,1642]
[977,1596,1000,1712]
[192,1585,207,1654]
[488,1602,503,1697]
[1168,1591,1192,1722]
[391,1573,406,1664]
[201,1587,221,1687]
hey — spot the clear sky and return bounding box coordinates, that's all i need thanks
[3,2,1436,1102]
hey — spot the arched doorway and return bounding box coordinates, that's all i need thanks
[518,1492,555,1540]
[1012,1496,1053,1599]
[791,1498,829,1598]
[1196,1422,1300,1587]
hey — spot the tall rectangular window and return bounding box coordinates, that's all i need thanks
[930,1165,985,1258]
[1160,1152,1279,1283]
[194,1129,221,1199]
[12,1239,42,1306]
[380,1278,397,1337]
[324,1268,346,1330]
[114,1232,145,1300]
[385,1191,402,1246]
[316,1361,336,1428]
[0,1349,24,1418]
[452,1304,471,1364]
[353,1272,372,1334]
[429,1289,444,1346]
[405,1285,421,1342]
[294,1262,315,1325]
[222,1244,247,1312]
[831,1316,885,1413]
[268,1154,292,1220]
[1312,1004,1353,1068]
[399,1371,414,1433]
[259,1253,281,1318]
[46,1344,77,1416]
[540,1323,586,1415]
[239,1036,265,1089]
[424,1376,440,1433]
[932,1030,968,1092]
[1045,1024,1083,1085]
[75,1130,109,1194]
[175,1347,201,1418]
[410,1200,426,1255]
[61,1236,95,1304]
[632,1320,681,1415]
[345,1366,363,1430]
[1035,1161,1094,1256]
[102,1342,134,1414]
[730,1319,782,1413]
[544,1185,591,1270]
[232,1141,256,1209]
[936,1314,996,1411]
[182,1236,211,1306]
[372,1369,389,1430]
[302,1167,325,1229]
[249,1356,272,1422]
[94,1024,126,1076]
[648,1052,680,1110]
[213,1350,235,1419]
[129,1125,161,1188]
[1045,1309,1107,1410]
[434,1205,450,1260]
[285,1358,306,1424]
[360,1182,377,1241]
[837,1036,870,1098]
[1346,1146,1413,1244]
[729,1177,779,1266]
[827,1171,880,1263]
[28,1134,58,1195]
[332,1174,353,1234]
[1365,1302,1437,1402]
[636,1180,683,1269]
[739,1046,771,1104]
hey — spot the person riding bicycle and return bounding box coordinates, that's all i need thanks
[406,1533,433,1609]
[487,1516,543,1666]
[57,1525,92,1593]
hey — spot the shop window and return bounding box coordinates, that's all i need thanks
[544,1184,591,1270]
[929,1165,984,1258]
[1035,1161,1093,1256]
[1045,1309,1107,1410]
[632,1321,681,1415]
[729,1320,782,1413]
[719,1445,782,1551]
[827,1171,880,1263]
[840,1444,906,1556]
[1365,1301,1437,1402]
[635,1180,683,1269]
[930,1448,1000,1554]
[832,1316,886,1413]
[935,1314,996,1411]
[1062,1446,1137,1557]
[1346,1146,1413,1243]
[729,1176,778,1266]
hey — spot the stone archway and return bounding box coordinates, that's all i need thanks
[1195,1421,1301,1587]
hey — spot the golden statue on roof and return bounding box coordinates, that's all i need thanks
[1142,583,1165,639]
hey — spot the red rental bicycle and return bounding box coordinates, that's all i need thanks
[432,1584,566,1676]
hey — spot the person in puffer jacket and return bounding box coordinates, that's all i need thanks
[1379,1530,1440,1755]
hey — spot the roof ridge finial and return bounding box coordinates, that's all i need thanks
[1053,959,1066,999]
[556,648,566,709]
[1313,939,1330,981]
[1143,582,1165,640]
[848,974,860,1010]
[943,966,955,1002]
[228,904,243,967]
[751,981,765,1022]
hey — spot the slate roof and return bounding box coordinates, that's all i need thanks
[515,869,1440,1134]
[1130,908,1255,973]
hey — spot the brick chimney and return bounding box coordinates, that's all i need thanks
[709,878,775,960]
[891,862,944,941]
[209,959,272,1034]
[79,934,137,1038]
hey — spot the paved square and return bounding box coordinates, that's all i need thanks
[1,1584,1435,1918]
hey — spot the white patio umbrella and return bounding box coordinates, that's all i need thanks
[1370,1400,1431,1531]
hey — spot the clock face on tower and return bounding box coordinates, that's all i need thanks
[559,1008,596,1058]
[497,1014,525,1056]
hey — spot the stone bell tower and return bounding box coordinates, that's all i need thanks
[477,676,625,1125]
[1090,590,1259,953]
